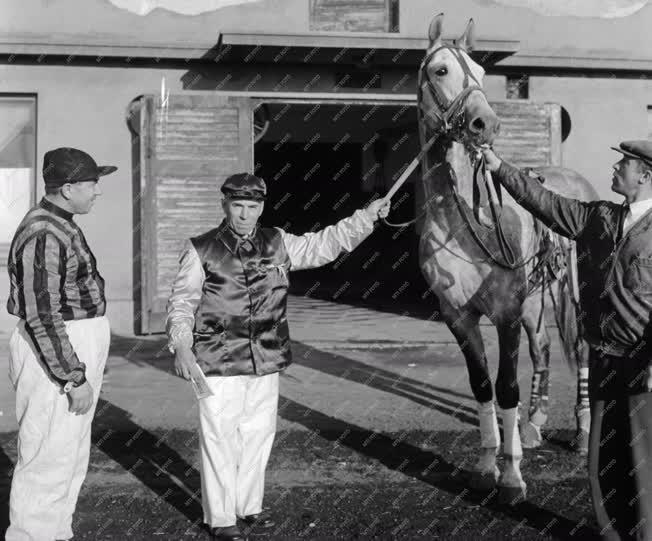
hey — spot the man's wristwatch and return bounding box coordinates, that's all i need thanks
[63,381,75,394]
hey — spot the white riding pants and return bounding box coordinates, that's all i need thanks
[6,316,110,541]
[199,372,279,528]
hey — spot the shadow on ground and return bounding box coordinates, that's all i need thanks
[278,396,599,540]
[91,398,203,524]
[106,333,598,539]
[0,333,597,539]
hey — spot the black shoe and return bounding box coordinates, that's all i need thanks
[211,525,247,541]
[240,512,276,529]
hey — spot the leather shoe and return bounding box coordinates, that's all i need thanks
[211,525,247,540]
[240,512,276,529]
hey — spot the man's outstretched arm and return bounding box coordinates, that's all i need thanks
[280,199,389,271]
[482,148,595,240]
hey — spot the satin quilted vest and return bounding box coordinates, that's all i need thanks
[190,221,292,376]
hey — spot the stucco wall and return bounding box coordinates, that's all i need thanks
[1,0,651,63]
[529,76,652,200]
[0,65,186,334]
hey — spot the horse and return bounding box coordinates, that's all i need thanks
[415,13,599,503]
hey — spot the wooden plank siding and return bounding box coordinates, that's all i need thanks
[491,102,561,167]
[309,0,397,32]
[137,94,253,333]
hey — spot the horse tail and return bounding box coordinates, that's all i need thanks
[550,239,587,373]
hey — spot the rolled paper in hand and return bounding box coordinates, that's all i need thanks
[189,363,214,400]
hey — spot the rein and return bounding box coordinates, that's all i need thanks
[447,156,543,270]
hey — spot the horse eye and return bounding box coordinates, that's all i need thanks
[435,67,448,76]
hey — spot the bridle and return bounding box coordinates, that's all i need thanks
[381,44,484,228]
[417,44,485,139]
[414,44,546,271]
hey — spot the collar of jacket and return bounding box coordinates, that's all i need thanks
[621,202,652,241]
[39,197,74,222]
[215,219,262,254]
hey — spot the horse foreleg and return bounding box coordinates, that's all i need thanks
[443,309,499,490]
[496,319,527,504]
[520,294,551,449]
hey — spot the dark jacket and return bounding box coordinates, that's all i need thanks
[190,222,292,376]
[496,162,652,358]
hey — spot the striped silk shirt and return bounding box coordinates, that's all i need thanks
[7,198,106,384]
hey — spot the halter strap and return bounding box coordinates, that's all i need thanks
[417,44,485,136]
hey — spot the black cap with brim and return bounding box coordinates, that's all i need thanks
[43,147,118,188]
[97,165,118,178]
[611,140,652,167]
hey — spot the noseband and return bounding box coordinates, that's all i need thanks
[417,44,485,139]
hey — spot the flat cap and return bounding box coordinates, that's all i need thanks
[221,173,267,201]
[611,140,652,167]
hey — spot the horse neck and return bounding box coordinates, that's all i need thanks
[421,137,475,218]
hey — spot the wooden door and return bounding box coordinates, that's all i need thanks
[134,94,254,334]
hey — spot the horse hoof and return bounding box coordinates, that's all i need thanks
[469,470,498,491]
[497,484,527,505]
[569,429,589,456]
[520,421,543,449]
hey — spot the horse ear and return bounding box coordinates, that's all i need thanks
[457,18,475,52]
[428,13,444,47]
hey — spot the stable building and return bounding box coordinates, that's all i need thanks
[1,0,651,334]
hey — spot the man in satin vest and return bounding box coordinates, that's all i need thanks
[166,172,389,541]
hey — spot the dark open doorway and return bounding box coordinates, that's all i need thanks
[255,101,439,318]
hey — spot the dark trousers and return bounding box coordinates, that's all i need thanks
[588,349,652,541]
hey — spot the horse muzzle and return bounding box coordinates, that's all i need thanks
[467,111,500,145]
[465,93,501,145]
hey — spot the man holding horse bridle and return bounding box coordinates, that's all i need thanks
[482,142,652,541]
[166,172,389,541]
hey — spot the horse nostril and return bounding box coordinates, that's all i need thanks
[494,119,501,134]
[470,117,485,133]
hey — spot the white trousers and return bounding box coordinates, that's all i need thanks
[6,316,110,541]
[199,372,279,528]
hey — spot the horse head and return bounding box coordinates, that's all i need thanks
[419,13,500,149]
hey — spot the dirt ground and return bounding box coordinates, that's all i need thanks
[0,424,598,540]
[0,297,600,540]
